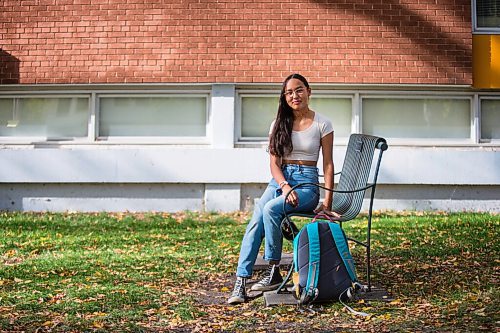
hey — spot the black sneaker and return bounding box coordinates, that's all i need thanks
[227,277,246,304]
[250,264,283,291]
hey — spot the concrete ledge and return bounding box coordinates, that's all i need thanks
[264,285,393,307]
[254,253,293,270]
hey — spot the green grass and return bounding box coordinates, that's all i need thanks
[0,211,498,332]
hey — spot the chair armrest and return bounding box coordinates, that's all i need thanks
[290,182,375,195]
[282,182,375,212]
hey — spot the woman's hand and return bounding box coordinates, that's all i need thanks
[283,185,299,207]
[314,203,341,219]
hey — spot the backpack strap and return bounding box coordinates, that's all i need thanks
[302,222,320,303]
[339,286,370,317]
[293,230,301,274]
[328,222,358,282]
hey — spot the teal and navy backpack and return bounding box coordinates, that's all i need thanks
[292,219,358,305]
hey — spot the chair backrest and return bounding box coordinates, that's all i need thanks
[332,134,388,222]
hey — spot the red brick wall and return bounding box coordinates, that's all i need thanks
[0,0,472,85]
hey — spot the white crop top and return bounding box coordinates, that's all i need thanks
[269,112,333,161]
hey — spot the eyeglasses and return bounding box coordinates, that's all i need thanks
[283,87,306,98]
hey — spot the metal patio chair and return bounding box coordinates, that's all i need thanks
[281,133,388,291]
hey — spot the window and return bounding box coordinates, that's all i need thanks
[480,98,500,141]
[240,95,278,139]
[98,95,208,139]
[0,96,89,139]
[362,97,472,141]
[474,0,500,32]
[239,94,352,141]
[0,87,497,146]
[309,96,352,139]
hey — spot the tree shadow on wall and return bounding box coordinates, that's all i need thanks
[0,49,20,84]
[310,0,472,81]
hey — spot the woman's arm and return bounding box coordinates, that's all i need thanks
[320,132,334,209]
[270,153,299,207]
[314,132,340,217]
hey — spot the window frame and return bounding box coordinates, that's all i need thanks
[0,88,212,145]
[236,89,486,147]
[0,94,92,143]
[472,0,500,34]
[0,86,498,147]
[479,96,500,143]
[236,89,354,145]
[236,91,279,143]
[95,92,211,144]
[359,94,475,145]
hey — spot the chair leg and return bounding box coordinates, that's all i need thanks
[366,208,373,292]
[367,244,371,291]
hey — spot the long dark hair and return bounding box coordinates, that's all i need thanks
[268,73,310,157]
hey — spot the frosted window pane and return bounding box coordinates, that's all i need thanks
[0,99,14,129]
[241,96,351,138]
[241,96,278,137]
[0,97,88,137]
[310,98,351,138]
[99,97,207,137]
[481,99,500,140]
[362,98,471,139]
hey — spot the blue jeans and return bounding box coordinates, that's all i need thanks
[236,164,320,278]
